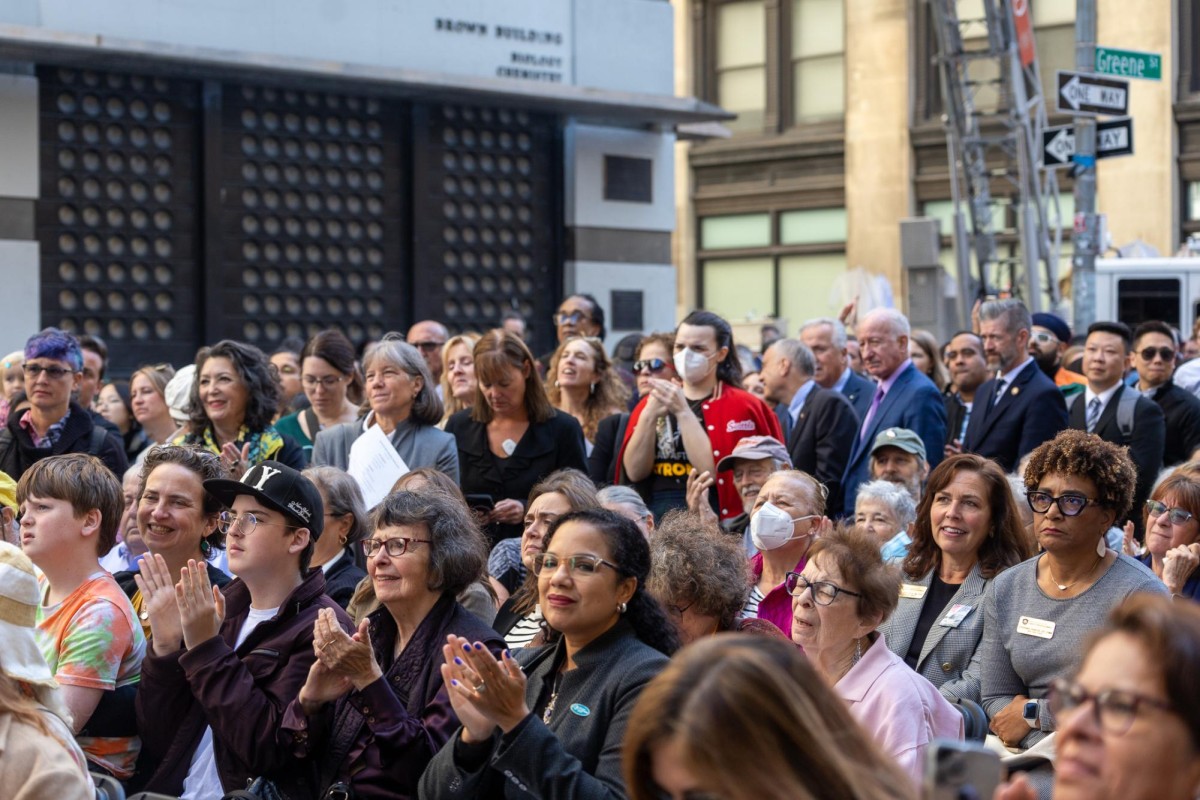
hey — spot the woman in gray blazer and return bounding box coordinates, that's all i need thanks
[879,453,1033,704]
[311,335,460,484]
[419,508,678,800]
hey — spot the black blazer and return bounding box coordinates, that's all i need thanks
[840,370,875,423]
[786,385,858,514]
[1150,380,1200,467]
[1068,385,1165,531]
[587,412,628,486]
[944,392,968,448]
[322,547,368,610]
[963,361,1067,473]
[446,410,587,542]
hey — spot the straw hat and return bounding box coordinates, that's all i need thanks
[0,542,56,687]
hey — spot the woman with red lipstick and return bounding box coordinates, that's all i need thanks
[996,594,1200,800]
[980,430,1166,756]
[1136,470,1200,599]
[879,454,1032,705]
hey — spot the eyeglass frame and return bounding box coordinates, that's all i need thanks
[664,600,693,621]
[361,536,432,558]
[633,358,670,374]
[217,510,303,536]
[552,311,592,326]
[301,374,347,389]
[1048,677,1175,735]
[409,341,446,353]
[1026,491,1097,517]
[1144,499,1195,526]
[1138,346,1176,363]
[531,552,620,577]
[22,363,78,380]
[784,572,863,605]
[1030,331,1057,345]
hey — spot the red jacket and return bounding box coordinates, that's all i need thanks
[616,381,783,520]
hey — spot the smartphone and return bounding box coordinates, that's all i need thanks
[925,739,1002,800]
[465,493,495,512]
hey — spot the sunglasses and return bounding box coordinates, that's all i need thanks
[1139,346,1175,362]
[1145,499,1194,526]
[1030,331,1056,345]
[634,358,670,374]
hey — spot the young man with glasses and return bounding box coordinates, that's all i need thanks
[1132,320,1200,467]
[0,328,127,481]
[134,460,352,798]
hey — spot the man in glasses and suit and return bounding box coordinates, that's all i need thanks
[1131,320,1200,468]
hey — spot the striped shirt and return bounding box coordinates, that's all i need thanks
[505,607,545,650]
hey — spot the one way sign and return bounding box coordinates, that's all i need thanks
[1042,117,1134,168]
[1056,70,1129,116]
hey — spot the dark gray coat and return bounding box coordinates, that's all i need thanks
[312,416,460,483]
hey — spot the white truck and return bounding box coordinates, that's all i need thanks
[1093,257,1200,337]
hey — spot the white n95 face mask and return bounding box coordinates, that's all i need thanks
[749,502,817,551]
[673,347,712,384]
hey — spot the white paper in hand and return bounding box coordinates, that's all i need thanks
[347,424,409,509]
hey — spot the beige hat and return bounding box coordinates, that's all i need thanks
[0,542,56,687]
[164,363,196,424]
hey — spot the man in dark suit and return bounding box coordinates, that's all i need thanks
[840,309,947,517]
[942,330,989,456]
[1068,321,1165,536]
[1132,320,1200,468]
[760,338,858,513]
[963,299,1068,473]
[800,317,875,422]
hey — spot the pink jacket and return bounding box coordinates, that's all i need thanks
[749,552,806,639]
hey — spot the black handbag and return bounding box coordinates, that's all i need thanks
[222,776,288,800]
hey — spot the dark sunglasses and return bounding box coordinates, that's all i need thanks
[1139,346,1175,362]
[633,358,669,374]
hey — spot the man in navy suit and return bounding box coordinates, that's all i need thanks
[840,308,947,517]
[800,317,875,423]
[963,299,1068,473]
[760,337,858,513]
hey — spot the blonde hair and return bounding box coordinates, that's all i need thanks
[0,672,74,739]
[440,333,480,424]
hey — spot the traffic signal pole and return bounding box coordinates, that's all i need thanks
[1071,0,1098,329]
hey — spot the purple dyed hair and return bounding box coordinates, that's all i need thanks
[24,328,83,371]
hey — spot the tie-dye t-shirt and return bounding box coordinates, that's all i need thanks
[36,572,146,779]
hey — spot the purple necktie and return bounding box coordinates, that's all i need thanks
[860,387,885,441]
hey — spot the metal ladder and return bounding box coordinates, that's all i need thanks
[929,0,1061,317]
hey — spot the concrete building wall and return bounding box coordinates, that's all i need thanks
[0,71,41,351]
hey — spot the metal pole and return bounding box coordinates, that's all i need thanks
[1071,0,1098,329]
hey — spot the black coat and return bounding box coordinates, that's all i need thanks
[446,410,587,542]
[1149,380,1200,467]
[963,361,1068,473]
[587,413,628,486]
[0,401,128,480]
[322,546,368,610]
[785,385,858,514]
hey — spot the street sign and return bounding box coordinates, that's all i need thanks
[1095,46,1161,81]
[1042,117,1134,167]
[1056,70,1129,116]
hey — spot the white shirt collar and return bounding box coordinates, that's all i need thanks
[319,549,346,574]
[996,356,1034,387]
[1085,381,1123,410]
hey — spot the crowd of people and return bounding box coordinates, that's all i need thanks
[3,292,1200,800]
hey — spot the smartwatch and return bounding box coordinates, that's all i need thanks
[1022,699,1040,728]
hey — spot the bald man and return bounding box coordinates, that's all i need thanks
[407,320,449,386]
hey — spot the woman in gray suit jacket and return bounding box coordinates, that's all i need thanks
[419,508,678,800]
[311,336,460,483]
[879,454,1033,703]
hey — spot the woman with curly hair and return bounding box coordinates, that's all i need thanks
[981,429,1167,753]
[173,340,306,473]
[547,336,630,454]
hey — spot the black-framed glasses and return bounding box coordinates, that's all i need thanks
[1144,499,1194,526]
[23,363,76,380]
[785,572,862,605]
[361,537,431,558]
[1049,677,1175,735]
[302,374,346,389]
[1139,346,1175,362]
[218,511,301,535]
[1027,491,1095,517]
[532,552,619,577]
[553,311,591,326]
[410,341,445,353]
[633,358,669,374]
[664,601,693,622]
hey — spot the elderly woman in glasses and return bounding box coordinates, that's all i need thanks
[1136,470,1200,600]
[283,489,503,800]
[997,595,1200,800]
[789,525,962,782]
[980,430,1166,753]
[546,336,629,457]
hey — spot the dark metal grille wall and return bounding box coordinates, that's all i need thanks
[37,67,201,373]
[412,104,559,347]
[212,85,405,346]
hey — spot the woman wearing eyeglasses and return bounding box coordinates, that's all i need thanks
[1136,470,1200,600]
[282,489,503,800]
[276,330,365,464]
[980,429,1166,754]
[790,525,963,783]
[996,594,1200,800]
[547,336,629,457]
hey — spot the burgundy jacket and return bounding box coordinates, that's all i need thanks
[135,568,351,797]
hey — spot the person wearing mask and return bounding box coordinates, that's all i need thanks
[440,334,480,426]
[1131,321,1200,468]
[129,363,179,460]
[419,508,678,800]
[448,330,587,544]
[854,479,918,563]
[1136,470,1200,600]
[799,317,876,422]
[879,454,1033,704]
[620,311,782,522]
[1029,312,1086,389]
[1066,322,1165,538]
[868,427,929,504]
[407,320,450,395]
[547,336,629,455]
[303,466,369,609]
[275,330,365,463]
[710,435,791,550]
[841,309,947,518]
[963,299,1069,473]
[942,330,990,456]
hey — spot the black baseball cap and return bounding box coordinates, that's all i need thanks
[204,461,324,538]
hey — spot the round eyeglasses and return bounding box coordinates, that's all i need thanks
[218,511,301,535]
[785,572,862,605]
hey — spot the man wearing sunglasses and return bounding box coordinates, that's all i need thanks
[1132,320,1200,467]
[1029,312,1086,390]
[407,320,450,394]
[0,328,127,482]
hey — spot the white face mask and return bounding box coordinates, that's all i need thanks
[749,501,818,551]
[674,347,713,384]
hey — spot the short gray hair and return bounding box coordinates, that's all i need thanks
[978,298,1032,335]
[800,317,847,349]
[860,308,911,338]
[768,338,816,377]
[371,489,487,596]
[304,465,369,548]
[855,479,917,530]
[598,485,652,521]
[364,335,444,426]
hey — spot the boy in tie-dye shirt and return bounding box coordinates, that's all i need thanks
[20,454,145,780]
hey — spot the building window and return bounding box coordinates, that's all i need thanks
[1033,0,1075,107]
[715,1,766,133]
[790,0,845,122]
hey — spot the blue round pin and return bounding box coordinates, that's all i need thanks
[569,703,591,717]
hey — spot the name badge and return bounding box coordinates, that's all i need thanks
[899,583,928,600]
[1017,616,1056,639]
[938,604,974,628]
